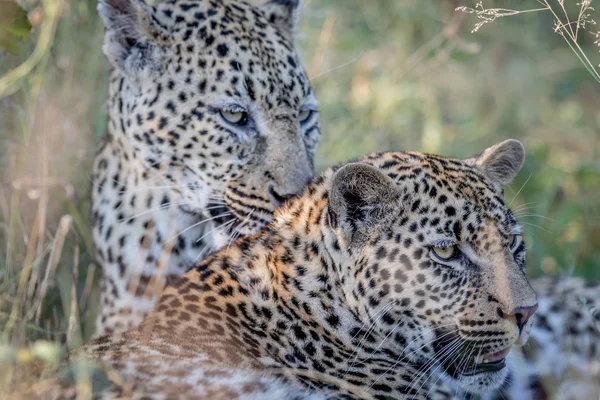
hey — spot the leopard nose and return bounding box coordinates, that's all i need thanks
[267,184,294,207]
[504,304,538,331]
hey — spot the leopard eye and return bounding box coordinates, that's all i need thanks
[431,245,457,261]
[220,109,248,125]
[508,234,520,250]
[299,109,313,124]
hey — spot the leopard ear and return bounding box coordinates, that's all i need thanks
[260,0,301,36]
[98,0,171,83]
[328,163,398,241]
[465,139,525,187]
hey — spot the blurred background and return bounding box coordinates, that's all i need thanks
[0,0,598,367]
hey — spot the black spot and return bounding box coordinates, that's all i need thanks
[411,200,421,212]
[293,325,307,340]
[452,221,462,242]
[394,270,408,283]
[198,79,207,94]
[376,247,387,260]
[398,254,413,270]
[244,76,255,101]
[216,43,229,57]
[158,117,168,130]
[180,3,199,11]
[325,314,340,328]
[287,55,297,67]
[230,60,242,71]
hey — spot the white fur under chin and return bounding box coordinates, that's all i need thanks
[438,364,509,398]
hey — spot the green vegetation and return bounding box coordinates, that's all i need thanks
[0,0,598,394]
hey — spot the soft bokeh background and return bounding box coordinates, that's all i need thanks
[0,0,599,379]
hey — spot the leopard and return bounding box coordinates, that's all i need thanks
[77,139,552,399]
[91,0,321,337]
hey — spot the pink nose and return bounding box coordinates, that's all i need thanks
[513,304,538,331]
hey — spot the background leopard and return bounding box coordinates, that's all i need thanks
[92,0,321,336]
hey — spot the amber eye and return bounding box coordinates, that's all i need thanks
[431,245,457,261]
[220,109,248,125]
[299,109,313,123]
[508,234,520,250]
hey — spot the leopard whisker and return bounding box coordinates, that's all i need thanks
[405,340,462,398]
[367,319,402,359]
[400,324,458,361]
[511,201,538,212]
[519,221,554,235]
[511,204,537,212]
[342,302,395,377]
[367,325,458,390]
[226,209,255,252]
[194,218,238,262]
[508,172,532,207]
[117,184,192,194]
[408,336,464,397]
[118,201,189,223]
[513,213,556,222]
[162,212,232,246]
[409,333,462,384]
[466,343,483,376]
[445,342,478,399]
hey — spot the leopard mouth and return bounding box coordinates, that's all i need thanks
[460,346,510,376]
[433,330,511,378]
[436,344,510,378]
[206,202,238,228]
[205,200,273,236]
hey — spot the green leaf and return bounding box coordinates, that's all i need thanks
[0,1,32,55]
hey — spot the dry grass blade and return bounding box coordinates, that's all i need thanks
[66,243,80,348]
[33,215,73,323]
[456,2,548,32]
[79,263,96,313]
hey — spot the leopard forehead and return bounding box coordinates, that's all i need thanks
[343,152,526,295]
[148,0,313,106]
[366,151,520,238]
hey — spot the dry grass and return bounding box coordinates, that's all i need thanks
[457,0,600,81]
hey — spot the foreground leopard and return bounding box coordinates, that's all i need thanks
[80,139,550,399]
[93,0,321,336]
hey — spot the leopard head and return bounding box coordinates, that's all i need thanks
[325,140,537,394]
[99,0,319,247]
